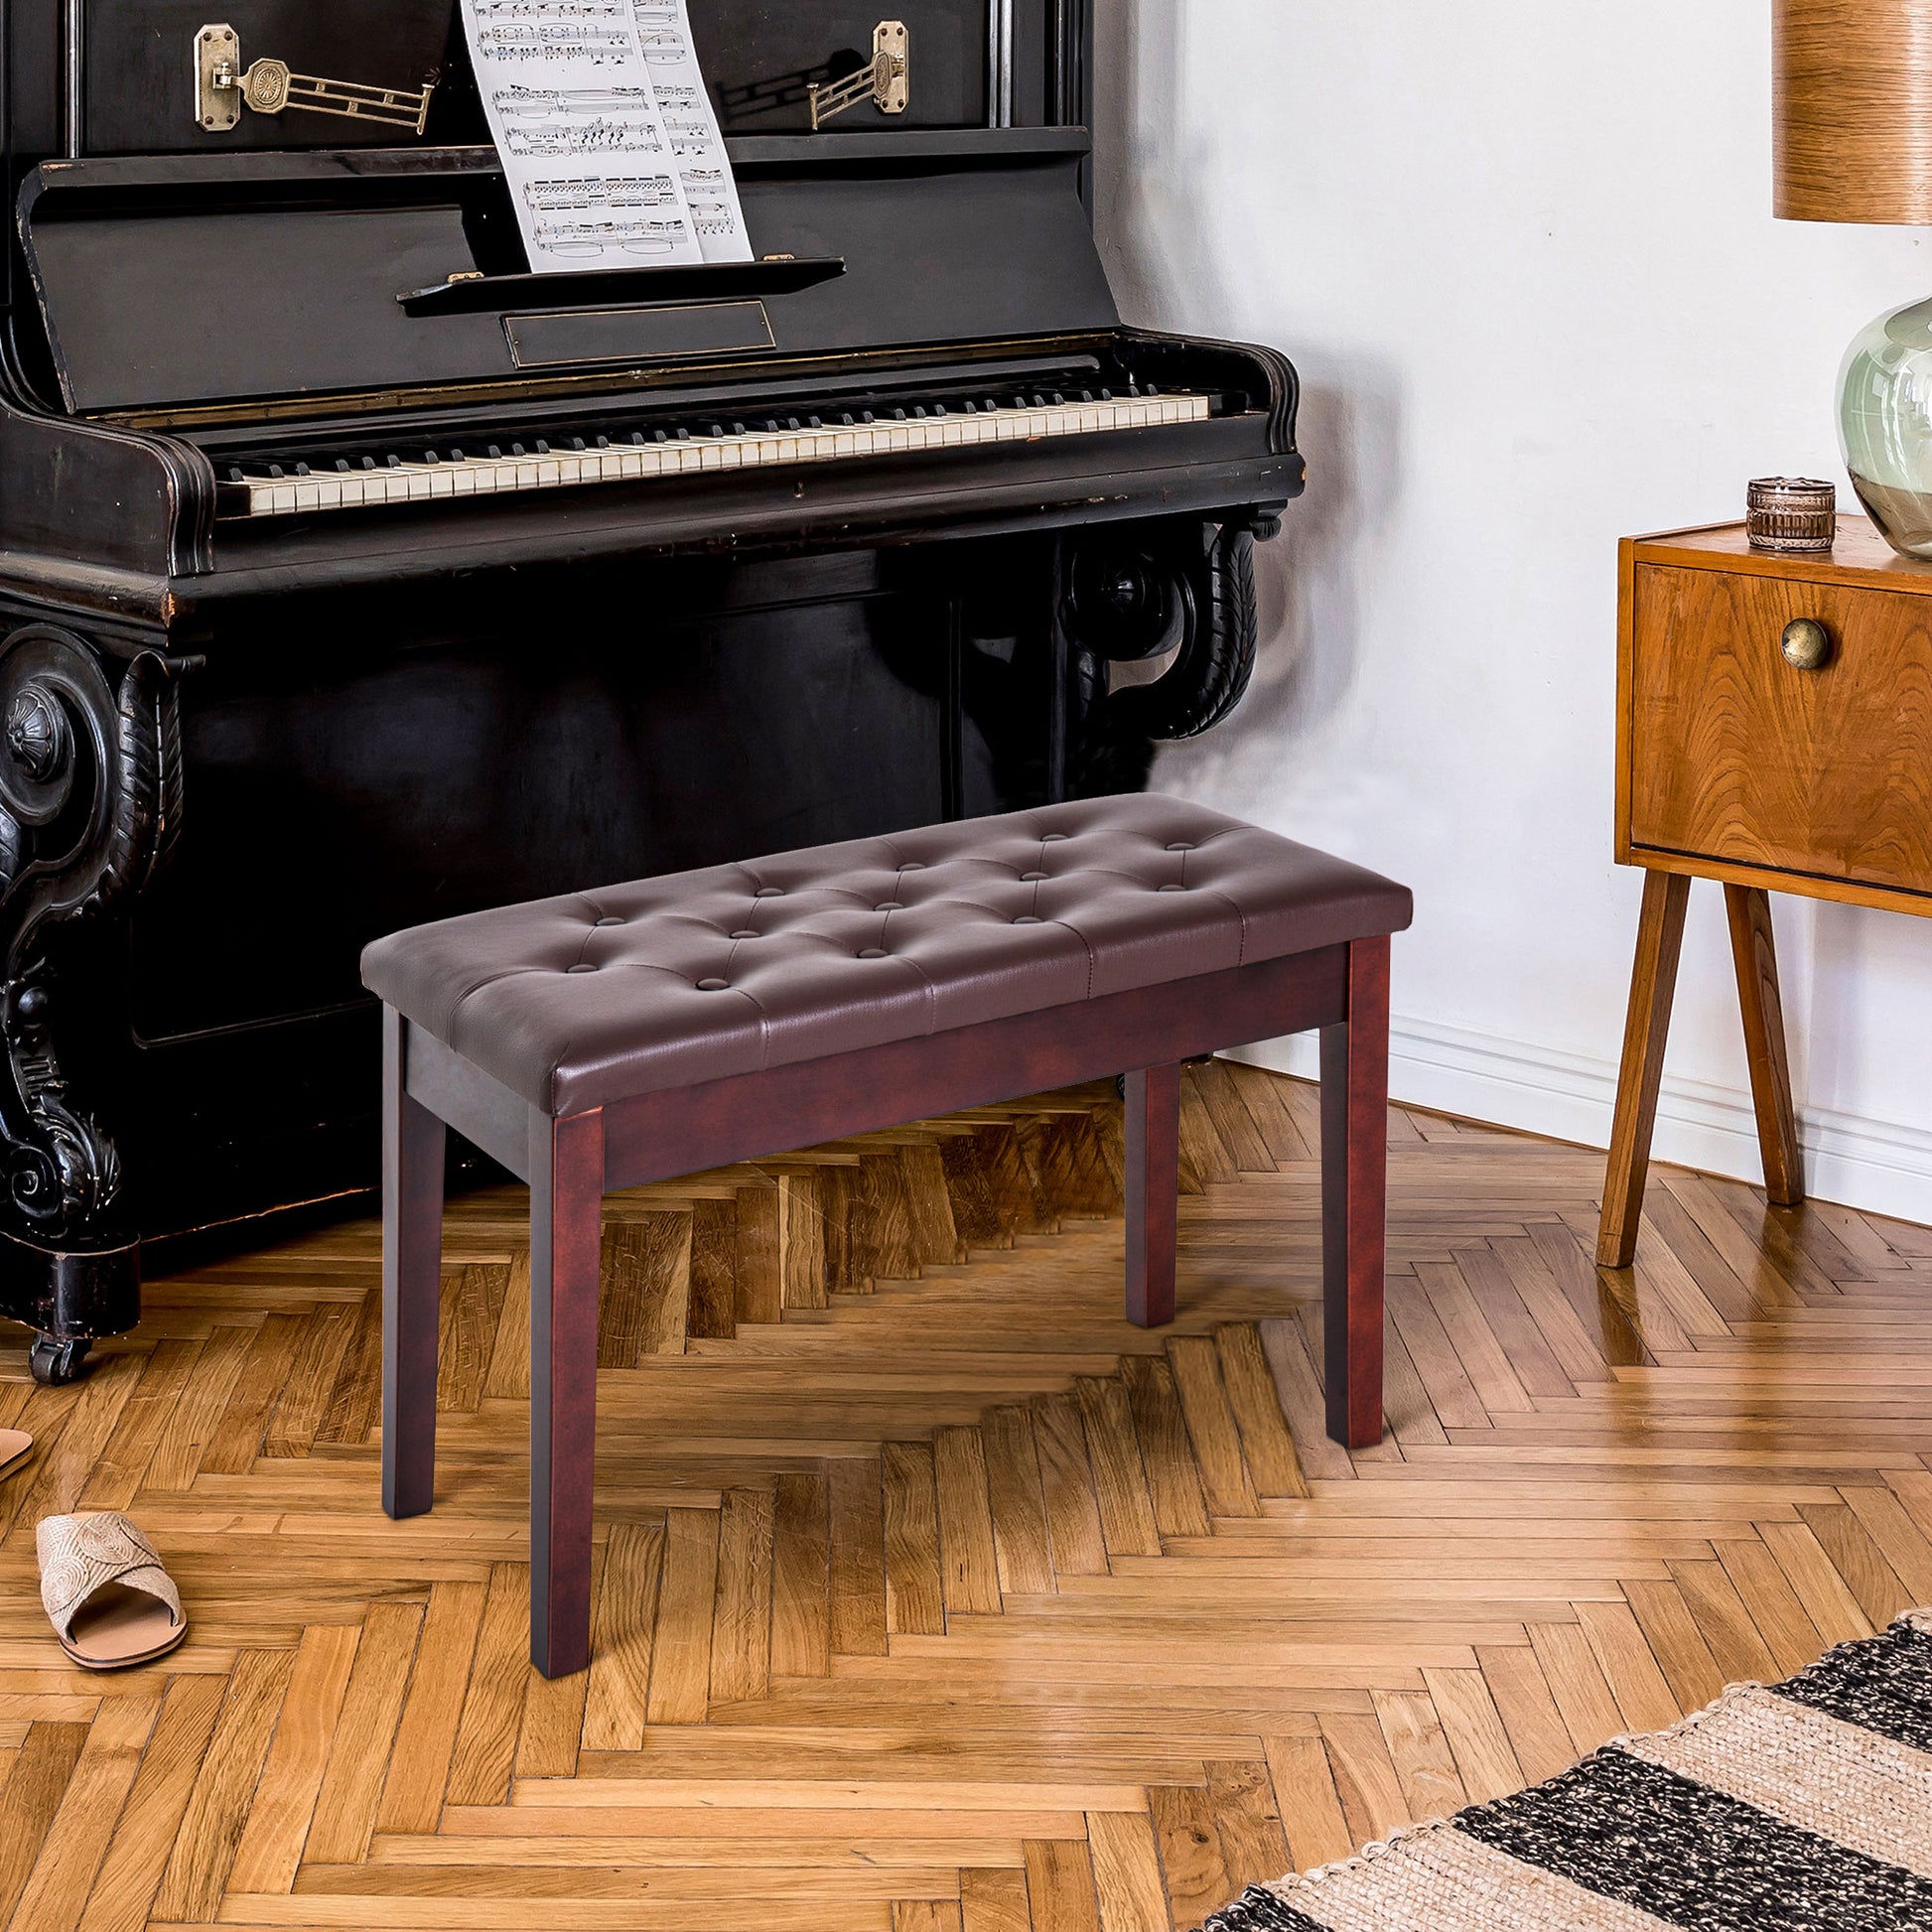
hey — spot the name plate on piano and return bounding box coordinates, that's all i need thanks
[503,302,776,371]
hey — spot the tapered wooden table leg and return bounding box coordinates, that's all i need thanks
[529,1106,606,1679]
[1321,934,1389,1450]
[1597,870,1691,1269]
[1725,883,1803,1207]
[1125,1063,1180,1326]
[382,1008,445,1522]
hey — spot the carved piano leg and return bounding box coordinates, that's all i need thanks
[1062,509,1280,794]
[0,626,190,1381]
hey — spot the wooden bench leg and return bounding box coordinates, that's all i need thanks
[1596,870,1692,1268]
[529,1106,607,1680]
[1125,1063,1180,1326]
[1321,934,1389,1450]
[382,1007,445,1522]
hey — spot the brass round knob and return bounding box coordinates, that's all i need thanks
[1780,618,1833,671]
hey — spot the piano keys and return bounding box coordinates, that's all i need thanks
[0,0,1302,1382]
[215,385,1210,519]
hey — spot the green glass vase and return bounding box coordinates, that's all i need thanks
[1840,295,1932,558]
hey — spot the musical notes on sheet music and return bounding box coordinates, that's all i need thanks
[522,174,687,253]
[504,116,666,156]
[463,0,703,267]
[493,83,656,115]
[623,0,751,261]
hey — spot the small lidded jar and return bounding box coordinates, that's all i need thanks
[1746,478,1838,554]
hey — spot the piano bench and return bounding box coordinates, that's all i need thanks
[360,793,1413,1679]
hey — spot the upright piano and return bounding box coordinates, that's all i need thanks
[0,0,1301,1379]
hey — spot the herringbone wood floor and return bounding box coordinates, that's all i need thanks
[0,1061,1926,1932]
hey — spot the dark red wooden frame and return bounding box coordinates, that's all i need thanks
[382,934,1392,1678]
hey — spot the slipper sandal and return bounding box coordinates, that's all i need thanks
[0,1430,30,1480]
[37,1512,188,1670]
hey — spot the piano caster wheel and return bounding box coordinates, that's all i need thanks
[29,1334,91,1387]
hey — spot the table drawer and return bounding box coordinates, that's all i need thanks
[1628,562,1932,897]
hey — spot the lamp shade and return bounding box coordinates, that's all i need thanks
[1776,0,1932,221]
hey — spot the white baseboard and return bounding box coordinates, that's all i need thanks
[1233,1015,1932,1228]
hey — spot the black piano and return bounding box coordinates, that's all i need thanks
[0,0,1301,1379]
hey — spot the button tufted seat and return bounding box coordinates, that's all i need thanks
[365,792,1411,1681]
[362,792,1411,1118]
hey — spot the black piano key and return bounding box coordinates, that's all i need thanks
[267,465,285,479]
[485,446,502,459]
[807,415,822,428]
[569,437,586,451]
[533,440,549,455]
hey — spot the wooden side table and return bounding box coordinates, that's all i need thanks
[1600,516,1932,1267]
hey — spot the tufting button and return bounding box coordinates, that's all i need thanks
[594,915,625,927]
[1021,871,1047,882]
[697,978,730,991]
[1014,914,1043,925]
[1159,883,1186,893]
[859,947,889,960]
[730,929,759,940]
[899,861,926,871]
[755,887,784,898]
[1040,832,1068,842]
[1166,842,1194,853]
[876,901,903,912]
[567,963,598,973]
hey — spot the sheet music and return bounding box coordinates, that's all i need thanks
[629,0,753,262]
[462,0,703,270]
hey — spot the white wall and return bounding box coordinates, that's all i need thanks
[1093,1,1932,1222]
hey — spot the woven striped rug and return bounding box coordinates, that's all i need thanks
[1201,1608,1932,1932]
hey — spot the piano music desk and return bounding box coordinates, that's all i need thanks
[1599,516,1932,1266]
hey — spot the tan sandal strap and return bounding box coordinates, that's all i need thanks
[36,1513,183,1647]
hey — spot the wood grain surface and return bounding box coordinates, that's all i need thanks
[1628,560,1932,896]
[0,1066,1924,1929]
[1775,0,1932,222]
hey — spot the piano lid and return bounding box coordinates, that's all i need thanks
[17,131,1117,417]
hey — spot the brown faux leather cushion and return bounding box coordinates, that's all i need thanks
[361,792,1413,1118]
